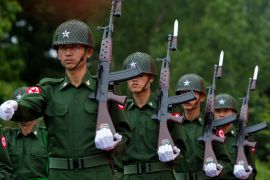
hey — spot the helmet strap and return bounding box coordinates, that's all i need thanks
[70,48,88,70]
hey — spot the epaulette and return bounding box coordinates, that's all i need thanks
[39,78,64,86]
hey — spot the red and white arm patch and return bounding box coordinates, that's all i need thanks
[1,136,7,149]
[26,86,42,94]
[216,129,225,137]
[117,104,125,110]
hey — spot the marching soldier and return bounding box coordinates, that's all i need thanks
[120,52,177,180]
[0,20,131,180]
[172,73,214,179]
[214,93,256,179]
[3,87,48,180]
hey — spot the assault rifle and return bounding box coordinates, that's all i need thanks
[236,66,267,171]
[198,51,236,174]
[151,20,196,155]
[90,0,142,136]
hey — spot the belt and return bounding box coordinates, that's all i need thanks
[124,162,172,175]
[175,172,205,180]
[49,154,110,170]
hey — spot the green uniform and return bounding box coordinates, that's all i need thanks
[122,94,175,180]
[5,125,48,180]
[214,125,256,179]
[172,116,209,180]
[0,125,12,180]
[11,71,131,180]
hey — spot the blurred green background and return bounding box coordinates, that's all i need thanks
[0,0,269,178]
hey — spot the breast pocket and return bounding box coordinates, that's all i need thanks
[30,146,48,174]
[10,150,20,171]
[84,100,98,131]
[45,102,68,131]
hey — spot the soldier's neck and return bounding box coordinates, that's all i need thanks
[184,107,201,121]
[66,66,87,87]
[133,89,151,108]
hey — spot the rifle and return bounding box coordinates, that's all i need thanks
[236,66,267,171]
[198,51,236,172]
[90,0,142,136]
[151,20,196,154]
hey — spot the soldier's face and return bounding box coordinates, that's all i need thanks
[57,44,92,70]
[180,91,205,110]
[214,108,235,119]
[127,74,153,94]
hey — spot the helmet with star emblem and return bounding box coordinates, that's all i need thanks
[52,20,94,49]
[215,93,237,112]
[175,73,206,95]
[12,87,28,100]
[122,52,157,76]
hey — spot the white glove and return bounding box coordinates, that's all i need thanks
[158,144,180,162]
[233,164,253,179]
[95,128,122,151]
[0,100,18,121]
[204,162,223,177]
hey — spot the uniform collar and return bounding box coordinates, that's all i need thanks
[59,70,95,90]
[183,114,204,125]
[127,93,157,110]
[228,125,236,136]
[16,125,39,138]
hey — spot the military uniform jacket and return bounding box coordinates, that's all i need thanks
[5,125,48,180]
[214,125,256,179]
[172,115,210,179]
[11,71,131,159]
[123,94,160,164]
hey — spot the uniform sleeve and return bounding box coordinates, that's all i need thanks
[12,85,48,122]
[0,129,13,179]
[109,103,132,155]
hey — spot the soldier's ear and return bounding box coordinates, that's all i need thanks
[199,94,206,102]
[87,47,94,58]
[149,75,155,83]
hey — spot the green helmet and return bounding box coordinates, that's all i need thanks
[122,52,157,76]
[175,73,206,94]
[12,87,28,100]
[215,93,237,112]
[52,20,94,49]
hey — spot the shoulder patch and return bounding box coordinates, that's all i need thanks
[1,136,7,149]
[39,78,63,85]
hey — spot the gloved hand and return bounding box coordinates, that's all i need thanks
[204,162,223,177]
[0,100,18,121]
[95,128,122,151]
[158,144,180,162]
[233,164,253,179]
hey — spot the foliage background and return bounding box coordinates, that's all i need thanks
[0,0,269,178]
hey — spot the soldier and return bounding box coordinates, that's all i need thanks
[120,52,177,180]
[3,87,48,180]
[0,124,12,179]
[214,93,255,179]
[0,20,131,180]
[172,73,215,179]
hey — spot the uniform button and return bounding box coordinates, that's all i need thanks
[149,102,153,106]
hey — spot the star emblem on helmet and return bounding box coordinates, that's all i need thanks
[129,61,136,68]
[219,98,225,105]
[62,30,70,38]
[16,94,22,100]
[183,80,191,86]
